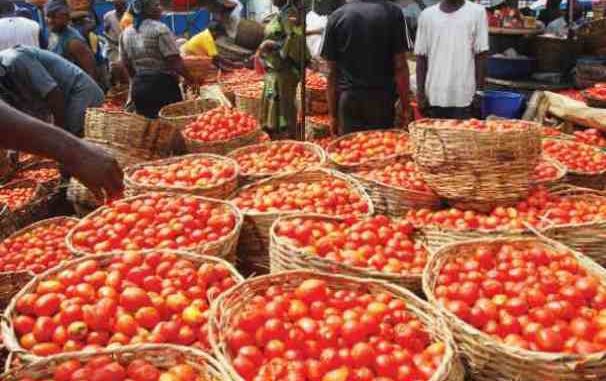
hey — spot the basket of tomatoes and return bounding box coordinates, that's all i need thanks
[269,215,430,293]
[1,249,243,360]
[124,154,239,199]
[182,107,262,156]
[543,138,606,190]
[218,69,264,103]
[305,114,331,140]
[326,129,411,173]
[351,157,442,217]
[229,168,373,275]
[209,270,465,381]
[159,98,222,131]
[234,83,264,123]
[0,344,229,381]
[582,83,606,108]
[0,180,45,229]
[227,140,325,185]
[66,192,243,263]
[410,119,542,212]
[301,71,328,114]
[12,161,61,193]
[531,157,567,186]
[424,235,606,381]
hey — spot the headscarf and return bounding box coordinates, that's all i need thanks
[129,0,159,30]
[44,0,70,15]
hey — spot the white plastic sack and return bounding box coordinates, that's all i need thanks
[306,11,327,58]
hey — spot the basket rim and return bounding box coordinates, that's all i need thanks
[158,98,219,120]
[209,269,459,381]
[226,140,327,178]
[325,128,411,169]
[409,118,543,133]
[423,234,606,363]
[539,185,606,230]
[123,153,240,194]
[2,249,244,359]
[183,122,262,148]
[228,167,375,217]
[543,138,606,176]
[64,192,244,257]
[269,214,425,280]
[531,156,567,185]
[2,216,78,245]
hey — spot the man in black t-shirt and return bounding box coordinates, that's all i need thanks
[322,0,410,134]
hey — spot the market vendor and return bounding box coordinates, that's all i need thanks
[0,46,104,136]
[258,0,309,139]
[45,0,99,83]
[119,0,194,118]
[206,0,243,40]
[0,100,123,199]
[104,0,129,85]
[180,28,242,71]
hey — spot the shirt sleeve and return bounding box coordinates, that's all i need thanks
[157,25,180,58]
[321,14,337,61]
[10,56,57,99]
[119,33,129,64]
[474,7,490,54]
[414,11,428,56]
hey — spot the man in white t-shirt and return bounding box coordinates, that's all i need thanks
[414,0,489,119]
[0,0,40,51]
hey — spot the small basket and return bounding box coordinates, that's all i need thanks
[229,168,373,275]
[326,129,411,172]
[84,108,179,157]
[423,235,606,381]
[182,56,215,84]
[2,250,244,361]
[269,215,429,294]
[582,91,606,109]
[410,119,542,212]
[227,140,326,185]
[544,139,606,190]
[0,180,44,229]
[66,193,243,263]
[184,126,262,156]
[123,154,239,199]
[531,156,567,186]
[209,270,465,381]
[234,91,263,123]
[159,98,221,131]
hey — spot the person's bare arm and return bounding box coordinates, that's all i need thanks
[0,100,123,199]
[68,39,98,81]
[475,51,488,91]
[306,28,323,36]
[326,60,338,135]
[166,54,195,84]
[416,55,428,109]
[46,87,66,128]
[394,52,410,123]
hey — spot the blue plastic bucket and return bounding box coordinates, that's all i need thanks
[481,91,525,119]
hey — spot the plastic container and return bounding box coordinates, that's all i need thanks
[487,56,536,80]
[481,90,525,119]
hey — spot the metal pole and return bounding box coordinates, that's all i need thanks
[298,0,306,141]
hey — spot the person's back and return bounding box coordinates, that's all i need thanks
[0,0,40,51]
[120,19,178,75]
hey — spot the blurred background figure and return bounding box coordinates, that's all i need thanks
[103,0,130,85]
[0,0,40,51]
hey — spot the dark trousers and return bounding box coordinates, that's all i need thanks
[425,105,472,120]
[132,72,182,119]
[338,89,396,134]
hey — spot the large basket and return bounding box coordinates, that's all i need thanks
[234,92,262,123]
[184,127,262,156]
[326,129,411,172]
[65,193,243,263]
[229,168,374,276]
[0,344,230,381]
[0,180,44,229]
[209,270,465,381]
[159,98,221,131]
[84,108,179,157]
[123,154,239,199]
[410,119,542,212]
[269,215,429,294]
[351,159,442,217]
[2,250,244,361]
[227,140,326,185]
[423,235,606,381]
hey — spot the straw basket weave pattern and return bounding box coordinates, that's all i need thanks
[410,119,542,212]
[209,270,465,381]
[235,93,262,123]
[159,98,221,131]
[424,235,606,381]
[543,139,606,190]
[1,180,44,229]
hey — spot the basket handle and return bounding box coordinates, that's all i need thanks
[413,128,449,173]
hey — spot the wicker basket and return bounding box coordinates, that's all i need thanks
[543,139,606,190]
[229,168,373,276]
[234,92,262,123]
[182,56,215,84]
[159,98,221,131]
[2,250,244,361]
[583,91,606,109]
[410,119,542,212]
[184,127,262,156]
[0,344,229,380]
[84,108,179,157]
[13,160,61,192]
[123,154,239,199]
[0,180,44,229]
[0,271,33,312]
[209,270,465,381]
[423,235,606,381]
[0,204,15,241]
[66,193,243,263]
[326,129,411,172]
[531,156,567,187]
[227,140,326,185]
[305,115,331,139]
[268,215,429,294]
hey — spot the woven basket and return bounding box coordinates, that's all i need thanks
[13,160,61,192]
[124,154,239,199]
[268,215,429,294]
[65,193,243,263]
[227,140,326,185]
[531,156,567,187]
[184,127,262,156]
[209,270,465,381]
[583,91,606,109]
[0,204,15,241]
[0,271,33,312]
[305,116,331,139]
[0,180,44,229]
[229,168,373,276]
[410,119,542,212]
[2,250,244,361]
[159,98,221,131]
[84,108,179,157]
[182,56,215,84]
[0,344,229,380]
[544,139,606,190]
[420,226,528,254]
[235,92,262,123]
[326,129,411,173]
[423,235,606,381]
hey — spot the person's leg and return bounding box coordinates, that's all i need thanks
[278,71,299,139]
[338,91,366,135]
[365,90,396,129]
[133,74,182,119]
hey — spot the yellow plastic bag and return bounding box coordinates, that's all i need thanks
[181,29,218,58]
